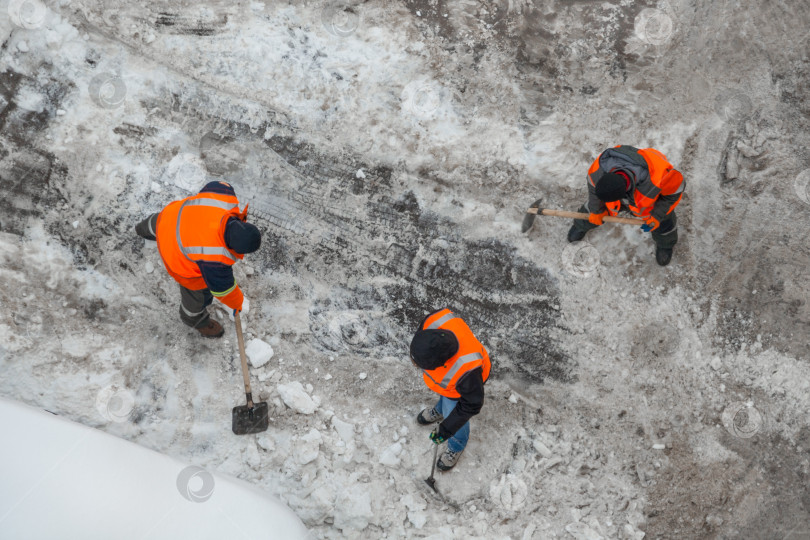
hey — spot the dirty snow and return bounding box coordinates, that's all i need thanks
[1,0,810,538]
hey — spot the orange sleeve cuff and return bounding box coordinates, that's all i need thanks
[218,285,244,311]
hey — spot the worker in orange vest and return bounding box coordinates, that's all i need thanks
[567,145,685,266]
[134,181,260,337]
[410,308,491,471]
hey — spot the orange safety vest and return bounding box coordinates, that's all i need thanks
[588,146,684,219]
[156,191,245,290]
[420,309,491,399]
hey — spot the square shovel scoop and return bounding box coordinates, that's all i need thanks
[231,313,270,435]
[232,401,269,435]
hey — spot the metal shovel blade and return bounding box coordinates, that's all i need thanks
[521,198,543,233]
[231,401,270,435]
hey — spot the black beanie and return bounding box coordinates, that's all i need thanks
[409,329,459,370]
[594,172,628,202]
[225,219,261,254]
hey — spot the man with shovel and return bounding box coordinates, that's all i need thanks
[411,308,490,472]
[567,145,684,266]
[135,181,261,337]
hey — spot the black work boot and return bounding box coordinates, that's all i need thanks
[567,225,587,243]
[195,319,224,338]
[417,407,443,425]
[437,448,463,471]
[655,246,673,266]
[135,214,158,241]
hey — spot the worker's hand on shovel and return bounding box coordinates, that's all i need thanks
[589,211,607,226]
[429,427,448,444]
[640,216,660,232]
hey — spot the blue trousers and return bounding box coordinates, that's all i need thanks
[435,395,470,452]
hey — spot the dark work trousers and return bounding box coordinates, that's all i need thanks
[570,204,678,249]
[178,286,213,328]
[135,213,213,328]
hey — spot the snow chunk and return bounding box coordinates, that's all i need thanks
[145,261,154,274]
[160,153,208,192]
[331,417,355,444]
[334,485,373,532]
[408,511,427,529]
[379,442,402,467]
[257,436,275,452]
[276,381,316,414]
[245,442,261,469]
[533,440,553,458]
[355,169,366,179]
[565,522,604,540]
[297,429,322,465]
[245,338,274,368]
[17,41,29,53]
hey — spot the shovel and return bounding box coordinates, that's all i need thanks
[231,312,269,435]
[425,440,440,492]
[521,198,644,233]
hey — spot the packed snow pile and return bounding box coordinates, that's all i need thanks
[245,338,274,368]
[1,0,810,538]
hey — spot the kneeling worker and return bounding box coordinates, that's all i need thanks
[410,308,490,471]
[135,181,261,337]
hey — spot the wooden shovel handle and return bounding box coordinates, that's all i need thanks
[234,312,254,408]
[528,207,644,225]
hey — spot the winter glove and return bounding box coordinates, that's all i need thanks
[640,215,660,232]
[429,424,451,444]
[588,211,608,226]
[237,203,250,222]
[429,430,447,445]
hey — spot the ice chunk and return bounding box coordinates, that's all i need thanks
[245,338,274,368]
[257,436,275,452]
[331,417,355,444]
[408,511,427,529]
[276,382,316,414]
[245,443,261,469]
[565,522,604,540]
[379,442,402,467]
[334,485,373,531]
[297,429,322,464]
[533,440,552,458]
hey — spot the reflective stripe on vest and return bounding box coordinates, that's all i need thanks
[181,246,237,261]
[176,197,238,263]
[183,198,239,211]
[426,312,457,329]
[438,352,483,387]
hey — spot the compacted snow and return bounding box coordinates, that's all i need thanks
[1,0,810,538]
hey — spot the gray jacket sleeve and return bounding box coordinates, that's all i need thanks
[586,177,607,215]
[650,175,685,221]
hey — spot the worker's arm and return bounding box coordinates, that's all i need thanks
[197,262,244,311]
[651,169,685,221]
[436,367,485,438]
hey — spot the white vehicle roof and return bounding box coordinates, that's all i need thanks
[0,397,308,540]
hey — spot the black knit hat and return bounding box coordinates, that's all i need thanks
[594,172,628,202]
[225,218,261,254]
[409,329,459,370]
